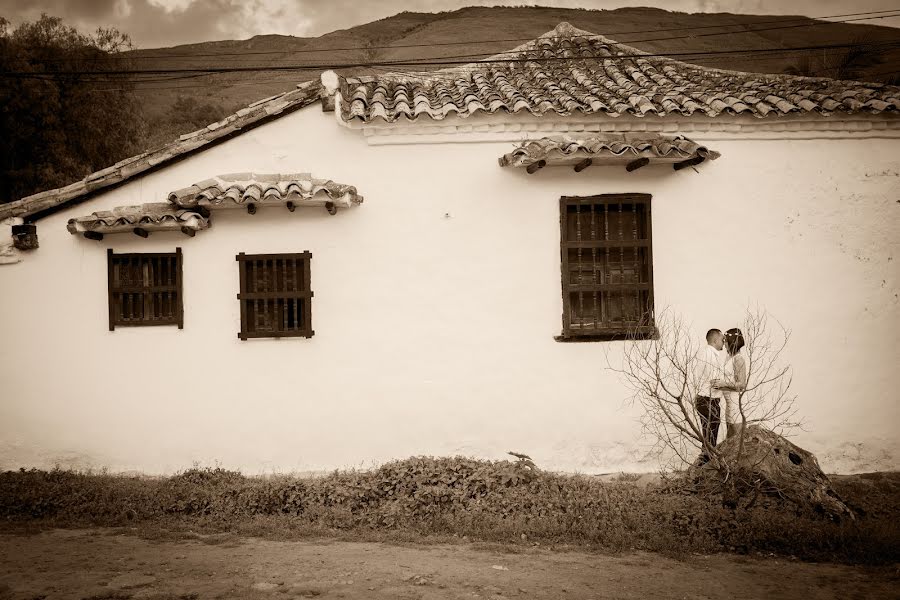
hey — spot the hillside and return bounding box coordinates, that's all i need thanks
[127,6,900,149]
[56,7,900,155]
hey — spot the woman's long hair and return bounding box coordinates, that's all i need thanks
[724,328,745,356]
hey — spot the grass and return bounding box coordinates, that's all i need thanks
[0,457,897,566]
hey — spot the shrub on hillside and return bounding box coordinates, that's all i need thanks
[0,458,897,564]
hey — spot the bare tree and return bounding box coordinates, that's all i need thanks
[609,307,852,518]
[609,307,795,467]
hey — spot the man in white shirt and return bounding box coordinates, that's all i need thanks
[695,328,725,464]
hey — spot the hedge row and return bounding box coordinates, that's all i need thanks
[1,458,897,564]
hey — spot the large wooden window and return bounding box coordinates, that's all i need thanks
[107,249,183,330]
[559,194,655,340]
[236,252,313,340]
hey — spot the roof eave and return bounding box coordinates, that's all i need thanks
[1,80,326,223]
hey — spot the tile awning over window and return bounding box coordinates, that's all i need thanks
[168,173,363,210]
[67,203,209,236]
[68,173,363,239]
[498,134,720,173]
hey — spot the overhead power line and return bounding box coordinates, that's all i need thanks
[5,37,900,80]
[4,10,900,76]
[68,43,900,89]
[340,38,900,71]
[415,10,900,69]
[601,10,900,45]
[74,8,900,63]
[4,9,899,91]
[72,44,880,93]
[35,43,900,93]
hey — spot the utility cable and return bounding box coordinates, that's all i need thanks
[2,10,899,78]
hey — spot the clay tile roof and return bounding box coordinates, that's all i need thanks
[330,22,900,124]
[2,81,323,222]
[498,134,720,168]
[169,173,363,210]
[66,203,209,235]
[67,173,362,237]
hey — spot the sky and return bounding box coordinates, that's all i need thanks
[1,0,898,49]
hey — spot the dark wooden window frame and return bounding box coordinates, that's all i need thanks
[558,194,656,341]
[107,248,183,330]
[236,252,314,340]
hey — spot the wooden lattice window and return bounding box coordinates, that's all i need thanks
[236,252,313,340]
[559,194,655,340]
[107,249,183,330]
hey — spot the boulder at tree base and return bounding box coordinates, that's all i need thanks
[697,425,853,519]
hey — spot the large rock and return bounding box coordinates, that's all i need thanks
[698,425,853,519]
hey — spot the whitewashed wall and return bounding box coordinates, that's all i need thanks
[1,106,898,474]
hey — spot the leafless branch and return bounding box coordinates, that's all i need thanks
[610,306,799,485]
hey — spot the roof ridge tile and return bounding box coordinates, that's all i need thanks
[328,22,900,125]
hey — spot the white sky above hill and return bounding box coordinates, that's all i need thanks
[1,0,898,49]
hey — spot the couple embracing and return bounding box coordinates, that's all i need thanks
[696,328,747,463]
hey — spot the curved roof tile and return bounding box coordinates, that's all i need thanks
[498,134,721,168]
[66,203,209,234]
[168,173,364,209]
[330,22,900,124]
[68,173,363,237]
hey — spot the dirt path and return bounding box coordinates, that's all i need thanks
[0,528,897,600]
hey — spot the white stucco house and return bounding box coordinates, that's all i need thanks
[1,24,898,475]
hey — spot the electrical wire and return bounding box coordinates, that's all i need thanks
[70,49,900,93]
[5,37,900,79]
[379,43,900,80]
[32,7,900,63]
[3,11,899,78]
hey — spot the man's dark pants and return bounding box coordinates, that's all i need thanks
[695,395,721,462]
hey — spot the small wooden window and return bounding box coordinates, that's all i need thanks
[559,194,655,340]
[236,252,313,340]
[107,248,183,330]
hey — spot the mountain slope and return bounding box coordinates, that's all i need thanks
[124,6,900,148]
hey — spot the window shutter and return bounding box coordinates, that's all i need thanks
[560,195,654,339]
[236,252,314,340]
[107,248,183,330]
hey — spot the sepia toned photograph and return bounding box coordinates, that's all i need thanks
[0,0,898,598]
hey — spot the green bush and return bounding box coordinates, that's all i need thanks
[1,459,897,565]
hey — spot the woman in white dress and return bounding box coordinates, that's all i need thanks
[716,328,747,438]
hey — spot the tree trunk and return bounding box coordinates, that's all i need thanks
[697,425,854,519]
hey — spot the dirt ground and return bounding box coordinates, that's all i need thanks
[0,528,897,600]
